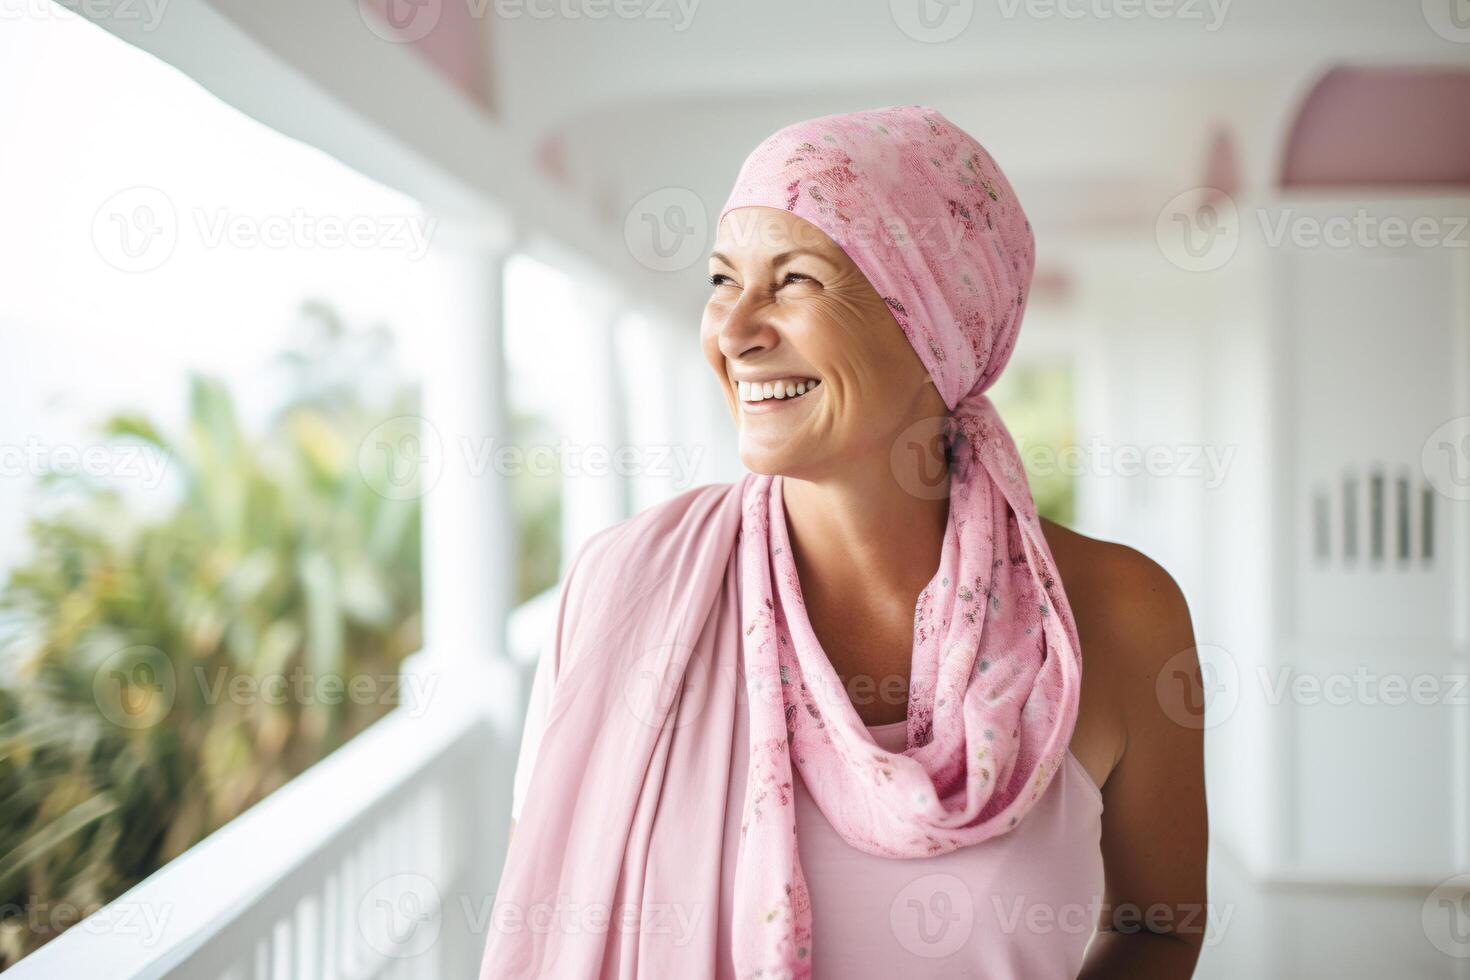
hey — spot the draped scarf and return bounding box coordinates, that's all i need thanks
[480,104,1082,980]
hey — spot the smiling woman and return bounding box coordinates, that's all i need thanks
[489,105,1207,980]
[703,210,941,476]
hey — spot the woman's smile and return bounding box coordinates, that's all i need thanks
[735,375,823,413]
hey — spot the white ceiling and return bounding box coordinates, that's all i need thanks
[492,0,1462,126]
[484,0,1469,307]
[78,0,1470,318]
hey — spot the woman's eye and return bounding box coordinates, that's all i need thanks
[708,271,813,289]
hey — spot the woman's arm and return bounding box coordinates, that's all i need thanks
[1078,552,1209,979]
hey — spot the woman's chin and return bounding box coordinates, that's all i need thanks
[738,447,788,477]
[738,437,810,478]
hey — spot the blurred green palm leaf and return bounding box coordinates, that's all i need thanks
[0,305,423,966]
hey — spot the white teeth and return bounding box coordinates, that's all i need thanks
[737,377,821,403]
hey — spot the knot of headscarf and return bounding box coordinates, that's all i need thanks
[719,105,1082,978]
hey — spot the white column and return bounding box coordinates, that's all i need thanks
[416,218,517,667]
[559,280,631,567]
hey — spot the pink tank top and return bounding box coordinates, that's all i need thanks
[512,625,1105,978]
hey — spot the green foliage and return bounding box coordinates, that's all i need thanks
[0,305,423,966]
[988,362,1078,526]
[508,408,562,606]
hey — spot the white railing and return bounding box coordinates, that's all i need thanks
[2,654,522,980]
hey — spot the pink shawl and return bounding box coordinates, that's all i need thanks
[480,105,1082,979]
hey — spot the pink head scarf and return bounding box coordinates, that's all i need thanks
[719,103,1034,410]
[480,105,1081,980]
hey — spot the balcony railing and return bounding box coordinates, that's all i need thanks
[1,653,521,980]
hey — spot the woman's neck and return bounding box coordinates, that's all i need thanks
[780,461,950,611]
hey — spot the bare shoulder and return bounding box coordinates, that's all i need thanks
[1039,521,1208,955]
[1038,518,1200,782]
[1038,517,1195,671]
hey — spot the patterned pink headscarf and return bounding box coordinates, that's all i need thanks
[720,103,1034,409]
[479,105,1081,980]
[722,104,1081,977]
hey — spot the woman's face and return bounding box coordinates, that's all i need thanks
[701,206,945,479]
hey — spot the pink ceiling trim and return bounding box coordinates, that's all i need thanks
[1281,67,1470,188]
[361,0,495,112]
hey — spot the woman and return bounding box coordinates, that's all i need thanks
[484,105,1208,979]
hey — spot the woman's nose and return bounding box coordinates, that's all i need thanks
[717,288,780,361]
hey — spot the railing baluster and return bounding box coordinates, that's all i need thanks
[0,682,513,980]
